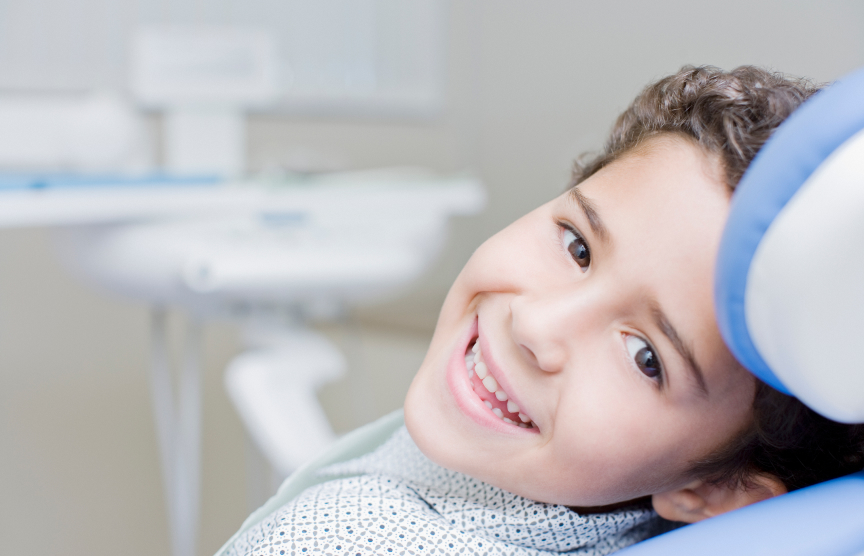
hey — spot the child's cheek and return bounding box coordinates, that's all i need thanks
[453,211,548,300]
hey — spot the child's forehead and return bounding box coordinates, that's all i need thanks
[600,133,726,189]
[570,137,730,234]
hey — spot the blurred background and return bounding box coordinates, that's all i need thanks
[1,1,863,555]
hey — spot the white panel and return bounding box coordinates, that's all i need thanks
[131,27,279,106]
[164,110,245,176]
[746,129,864,423]
[0,0,445,118]
[0,93,149,172]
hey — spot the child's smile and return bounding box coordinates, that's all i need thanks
[466,332,536,429]
[446,316,539,434]
[405,135,757,509]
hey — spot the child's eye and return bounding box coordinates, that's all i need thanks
[625,335,662,380]
[560,223,591,271]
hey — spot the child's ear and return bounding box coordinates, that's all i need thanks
[651,474,787,523]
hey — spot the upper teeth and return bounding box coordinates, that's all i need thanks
[467,339,533,428]
[475,362,488,379]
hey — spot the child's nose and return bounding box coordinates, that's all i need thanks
[508,285,612,374]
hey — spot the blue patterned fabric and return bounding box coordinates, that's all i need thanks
[227,427,666,556]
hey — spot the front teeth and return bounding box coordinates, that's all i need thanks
[474,362,488,379]
[467,338,534,429]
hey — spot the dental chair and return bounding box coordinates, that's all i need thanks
[215,65,864,556]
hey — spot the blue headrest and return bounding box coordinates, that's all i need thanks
[714,65,864,423]
[617,470,864,556]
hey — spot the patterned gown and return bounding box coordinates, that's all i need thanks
[226,427,668,556]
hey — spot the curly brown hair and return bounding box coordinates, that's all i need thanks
[572,65,864,491]
[572,65,820,191]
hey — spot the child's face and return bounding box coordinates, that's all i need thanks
[405,135,756,507]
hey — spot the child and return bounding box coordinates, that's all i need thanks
[223,66,864,555]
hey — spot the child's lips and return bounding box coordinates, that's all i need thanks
[465,336,534,428]
[475,319,536,430]
[446,316,538,434]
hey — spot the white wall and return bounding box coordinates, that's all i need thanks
[2,1,863,555]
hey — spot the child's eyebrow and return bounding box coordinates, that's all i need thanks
[649,301,709,397]
[568,187,609,244]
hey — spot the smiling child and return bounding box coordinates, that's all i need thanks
[406,131,761,512]
[224,66,864,556]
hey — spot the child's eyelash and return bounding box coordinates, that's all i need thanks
[624,333,665,389]
[556,221,591,271]
[556,220,579,235]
